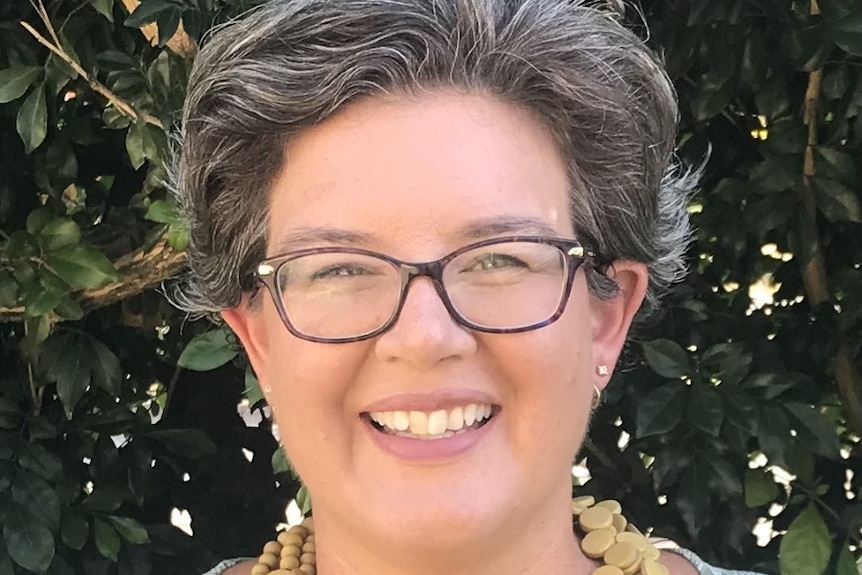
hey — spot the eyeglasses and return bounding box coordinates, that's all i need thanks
[255,236,596,343]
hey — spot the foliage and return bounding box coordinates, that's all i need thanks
[0,0,859,574]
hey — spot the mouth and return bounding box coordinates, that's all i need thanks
[361,404,499,440]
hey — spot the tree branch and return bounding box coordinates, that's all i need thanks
[19,21,163,129]
[795,0,862,434]
[0,240,186,323]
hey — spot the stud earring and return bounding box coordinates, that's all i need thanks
[596,364,610,376]
[263,384,272,394]
[591,385,602,409]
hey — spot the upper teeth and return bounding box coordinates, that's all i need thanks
[369,404,494,437]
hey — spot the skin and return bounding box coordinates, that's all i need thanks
[222,91,697,575]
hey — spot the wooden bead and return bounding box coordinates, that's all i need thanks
[641,558,670,575]
[596,499,623,515]
[278,532,304,547]
[251,565,271,575]
[579,506,614,532]
[594,566,625,575]
[298,564,316,575]
[615,531,649,552]
[263,541,282,555]
[623,556,644,575]
[581,528,616,559]
[281,544,302,558]
[302,541,316,553]
[289,525,309,538]
[300,552,316,565]
[258,553,280,569]
[604,542,638,570]
[612,513,628,532]
[302,517,315,533]
[280,555,300,570]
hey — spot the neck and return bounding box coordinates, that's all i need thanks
[312,491,595,575]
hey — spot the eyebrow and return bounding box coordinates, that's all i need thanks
[455,215,562,239]
[269,227,376,254]
[269,216,563,255]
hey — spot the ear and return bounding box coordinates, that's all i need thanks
[590,261,648,387]
[221,295,270,388]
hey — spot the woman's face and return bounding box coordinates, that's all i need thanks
[223,92,646,560]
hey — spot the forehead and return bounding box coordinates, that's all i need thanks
[266,91,574,255]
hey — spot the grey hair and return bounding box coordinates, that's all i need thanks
[169,0,698,322]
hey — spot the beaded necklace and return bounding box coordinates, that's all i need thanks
[250,496,670,575]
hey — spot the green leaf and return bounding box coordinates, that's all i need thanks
[784,403,840,459]
[296,485,312,515]
[642,339,691,378]
[272,447,293,475]
[167,224,189,251]
[38,219,81,252]
[812,178,862,223]
[23,275,65,318]
[636,382,686,438]
[12,471,60,530]
[177,329,238,371]
[125,0,178,28]
[93,517,120,561]
[744,469,780,507]
[125,121,146,169]
[60,512,88,551]
[89,337,121,395]
[39,331,89,418]
[687,383,723,436]
[16,84,48,154]
[106,517,149,544]
[836,540,858,575]
[779,503,831,575]
[0,400,22,430]
[831,11,862,55]
[244,368,265,407]
[2,504,55,573]
[816,147,856,183]
[46,245,119,289]
[0,67,42,103]
[26,208,54,236]
[0,272,17,307]
[144,200,177,224]
[146,429,217,458]
[90,0,114,21]
[17,441,63,481]
[81,487,126,514]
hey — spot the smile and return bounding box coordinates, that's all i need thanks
[364,404,497,440]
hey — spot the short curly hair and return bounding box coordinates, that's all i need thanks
[169,0,697,322]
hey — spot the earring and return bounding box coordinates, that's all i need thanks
[591,385,602,409]
[263,384,272,394]
[596,364,610,376]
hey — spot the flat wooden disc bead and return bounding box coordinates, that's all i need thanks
[581,528,616,559]
[596,499,623,514]
[594,565,625,575]
[579,506,614,532]
[615,531,649,552]
[641,558,670,575]
[572,495,596,515]
[604,542,638,571]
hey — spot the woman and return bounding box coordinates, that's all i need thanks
[171,1,760,574]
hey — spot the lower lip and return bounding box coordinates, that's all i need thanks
[364,417,497,462]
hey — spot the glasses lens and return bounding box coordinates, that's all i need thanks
[276,252,401,339]
[443,241,568,329]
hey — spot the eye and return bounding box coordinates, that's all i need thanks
[463,253,529,272]
[310,264,373,280]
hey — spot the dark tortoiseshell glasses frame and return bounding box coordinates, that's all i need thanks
[255,235,596,344]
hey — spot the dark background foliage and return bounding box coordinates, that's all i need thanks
[0,0,859,574]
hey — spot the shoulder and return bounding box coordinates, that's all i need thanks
[663,547,767,575]
[201,559,255,575]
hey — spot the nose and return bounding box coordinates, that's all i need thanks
[374,276,477,368]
